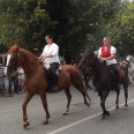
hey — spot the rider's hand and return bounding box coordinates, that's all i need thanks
[102,58,106,61]
[42,56,46,61]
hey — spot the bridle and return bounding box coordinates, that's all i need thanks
[4,52,40,75]
[81,56,96,66]
[4,53,21,70]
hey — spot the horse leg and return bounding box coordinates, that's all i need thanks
[99,90,110,120]
[115,89,120,109]
[22,92,34,128]
[40,93,50,125]
[74,83,91,106]
[83,75,88,89]
[62,86,72,115]
[84,75,91,90]
[123,84,128,110]
[87,76,92,89]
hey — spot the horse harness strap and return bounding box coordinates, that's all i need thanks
[17,63,41,75]
[81,56,96,65]
[4,52,41,75]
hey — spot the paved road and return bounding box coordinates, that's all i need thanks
[0,83,134,134]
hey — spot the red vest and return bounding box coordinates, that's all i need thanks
[101,45,112,58]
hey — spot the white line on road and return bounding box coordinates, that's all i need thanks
[0,107,21,114]
[46,99,134,134]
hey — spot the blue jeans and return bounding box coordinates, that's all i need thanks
[8,77,17,94]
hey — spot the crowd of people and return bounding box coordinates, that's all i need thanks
[0,66,24,97]
[117,60,128,70]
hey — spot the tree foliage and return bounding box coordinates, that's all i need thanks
[0,0,123,61]
[107,0,134,56]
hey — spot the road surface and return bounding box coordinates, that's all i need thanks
[0,83,134,134]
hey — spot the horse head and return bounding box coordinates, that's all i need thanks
[78,48,96,69]
[126,55,134,62]
[5,45,22,77]
[126,55,134,67]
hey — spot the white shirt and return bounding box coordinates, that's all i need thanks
[42,43,60,64]
[98,46,117,66]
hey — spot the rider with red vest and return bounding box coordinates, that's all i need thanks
[98,37,121,89]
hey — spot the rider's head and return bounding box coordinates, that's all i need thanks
[45,34,53,44]
[103,37,110,46]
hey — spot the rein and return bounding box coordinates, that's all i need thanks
[17,63,41,75]
[81,56,96,66]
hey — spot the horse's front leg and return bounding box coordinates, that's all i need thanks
[40,93,50,125]
[22,92,34,128]
[87,76,92,89]
[84,75,89,89]
[115,89,120,109]
[99,90,110,119]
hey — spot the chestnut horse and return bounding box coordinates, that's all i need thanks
[79,49,129,119]
[5,46,91,128]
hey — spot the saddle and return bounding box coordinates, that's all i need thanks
[43,61,62,84]
[108,66,121,82]
[44,67,62,84]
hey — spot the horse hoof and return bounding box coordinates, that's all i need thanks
[115,105,119,109]
[100,115,105,120]
[43,120,49,125]
[105,111,110,116]
[124,106,128,110]
[87,103,90,107]
[62,112,67,116]
[23,121,30,128]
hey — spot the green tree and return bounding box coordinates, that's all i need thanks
[107,0,134,56]
[0,0,123,62]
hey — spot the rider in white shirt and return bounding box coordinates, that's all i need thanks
[38,35,60,91]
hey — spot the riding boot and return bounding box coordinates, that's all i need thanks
[52,73,59,91]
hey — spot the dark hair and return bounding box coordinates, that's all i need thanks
[46,34,53,40]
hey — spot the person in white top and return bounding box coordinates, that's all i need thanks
[38,34,60,91]
[98,37,121,89]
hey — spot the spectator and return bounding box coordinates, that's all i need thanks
[117,60,122,66]
[0,65,5,96]
[60,60,66,66]
[122,61,128,69]
[17,67,25,91]
[8,71,18,96]
[70,60,75,66]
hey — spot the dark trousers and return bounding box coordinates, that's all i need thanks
[8,77,17,94]
[50,63,60,87]
[109,64,120,83]
[50,62,60,74]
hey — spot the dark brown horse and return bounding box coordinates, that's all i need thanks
[79,49,129,119]
[5,46,91,128]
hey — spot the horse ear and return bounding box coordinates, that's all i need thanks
[15,45,20,53]
[90,47,96,53]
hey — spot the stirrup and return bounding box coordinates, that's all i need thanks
[52,86,59,91]
[117,83,122,89]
